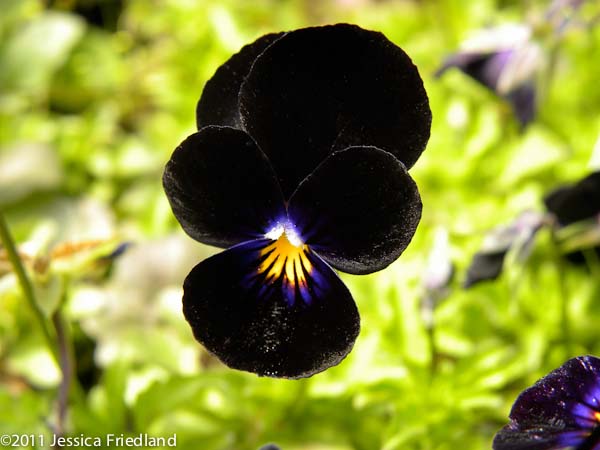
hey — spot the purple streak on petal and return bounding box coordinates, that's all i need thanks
[484,50,513,89]
[572,403,598,428]
[558,429,589,447]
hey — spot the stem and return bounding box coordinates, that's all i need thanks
[52,310,75,446]
[549,223,571,356]
[422,295,438,382]
[427,320,438,383]
[0,212,59,364]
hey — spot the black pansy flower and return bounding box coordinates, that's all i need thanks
[163,24,431,378]
[493,355,600,450]
[544,171,600,263]
[436,24,542,128]
[463,211,545,288]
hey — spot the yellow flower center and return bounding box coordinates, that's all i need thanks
[258,229,312,288]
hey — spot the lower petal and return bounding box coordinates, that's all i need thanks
[493,426,580,450]
[182,239,360,379]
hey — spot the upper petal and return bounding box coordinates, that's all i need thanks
[163,126,285,248]
[288,146,422,275]
[196,32,284,129]
[239,23,431,198]
[183,239,360,379]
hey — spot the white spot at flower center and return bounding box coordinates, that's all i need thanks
[265,221,303,247]
[265,223,284,241]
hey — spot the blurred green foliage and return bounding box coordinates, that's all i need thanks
[1,0,600,449]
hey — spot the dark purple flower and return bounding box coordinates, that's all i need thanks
[162,24,431,378]
[493,355,600,450]
[544,172,600,227]
[464,211,544,288]
[436,24,542,128]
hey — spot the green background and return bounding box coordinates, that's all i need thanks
[1,0,600,449]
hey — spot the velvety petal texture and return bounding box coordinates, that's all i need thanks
[183,239,360,379]
[288,146,421,275]
[163,126,285,248]
[493,356,600,450]
[196,33,283,129]
[239,23,431,198]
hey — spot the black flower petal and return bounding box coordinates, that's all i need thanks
[163,126,285,248]
[544,172,600,226]
[544,172,600,264]
[183,239,360,379]
[463,251,507,288]
[239,23,431,198]
[196,32,284,129]
[493,356,600,450]
[288,146,421,275]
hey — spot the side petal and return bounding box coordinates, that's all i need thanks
[163,126,285,248]
[492,427,576,450]
[196,32,284,129]
[288,146,422,275]
[239,23,431,198]
[183,239,360,379]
